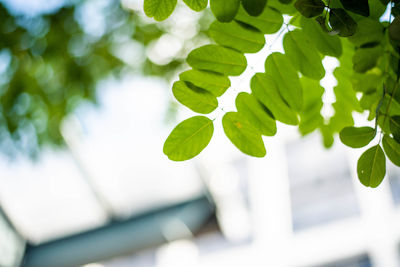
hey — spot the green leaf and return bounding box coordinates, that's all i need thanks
[390,115,400,143]
[268,0,298,14]
[329,8,357,37]
[283,29,325,80]
[300,17,342,58]
[348,19,384,47]
[235,92,277,136]
[264,52,303,111]
[179,69,231,97]
[382,135,400,166]
[251,73,299,125]
[235,6,283,34]
[187,44,247,76]
[339,126,376,148]
[143,0,177,21]
[183,0,208,11]
[340,0,369,17]
[222,112,266,157]
[172,81,218,114]
[299,77,324,135]
[242,0,267,16]
[208,20,266,53]
[294,0,325,18]
[357,145,386,188]
[210,0,240,22]
[164,116,214,161]
[389,16,400,42]
[352,46,382,73]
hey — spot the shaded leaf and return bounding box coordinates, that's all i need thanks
[179,69,230,97]
[222,112,266,157]
[339,126,375,148]
[382,135,400,166]
[294,0,325,18]
[209,20,266,53]
[329,8,357,37]
[143,0,177,21]
[187,44,247,76]
[183,0,208,11]
[251,73,299,125]
[340,0,369,17]
[172,81,218,114]
[235,92,277,136]
[265,52,303,111]
[163,116,214,161]
[235,6,283,34]
[210,0,240,22]
[348,19,384,47]
[242,0,268,16]
[352,46,382,73]
[389,16,400,42]
[390,115,400,143]
[357,145,386,188]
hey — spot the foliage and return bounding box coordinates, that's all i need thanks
[148,0,400,188]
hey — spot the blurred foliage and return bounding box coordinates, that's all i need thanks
[0,0,204,157]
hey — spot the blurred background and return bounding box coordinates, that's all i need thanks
[0,0,400,266]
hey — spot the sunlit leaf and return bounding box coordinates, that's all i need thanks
[143,0,177,21]
[348,19,384,47]
[222,112,266,157]
[235,6,283,34]
[265,52,303,111]
[329,8,357,37]
[294,0,325,18]
[187,44,247,76]
[251,73,299,125]
[183,0,208,11]
[163,116,214,161]
[382,135,400,166]
[235,92,277,136]
[210,0,240,22]
[242,0,267,16]
[179,69,230,97]
[357,145,386,188]
[339,126,376,148]
[208,20,266,53]
[172,81,218,114]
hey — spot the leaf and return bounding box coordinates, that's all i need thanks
[210,0,240,22]
[172,81,218,114]
[235,6,283,34]
[299,77,324,135]
[242,0,267,16]
[357,145,386,188]
[143,0,177,21]
[163,116,214,161]
[251,73,299,125]
[300,17,342,57]
[183,0,208,11]
[352,46,382,73]
[268,0,298,14]
[283,29,325,80]
[208,20,266,53]
[339,126,376,148]
[179,69,230,97]
[235,92,277,136]
[340,0,369,17]
[294,0,325,18]
[222,112,266,157]
[382,135,400,166]
[390,115,400,143]
[348,19,384,47]
[329,8,357,37]
[389,16,400,42]
[264,52,303,111]
[187,44,247,76]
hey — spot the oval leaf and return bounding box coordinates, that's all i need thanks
[348,18,384,47]
[294,0,325,18]
[209,20,266,53]
[163,116,214,161]
[382,135,400,167]
[187,44,247,76]
[210,0,240,22]
[179,69,230,97]
[339,126,376,148]
[357,145,386,188]
[235,92,277,136]
[172,81,218,114]
[143,0,177,21]
[264,52,303,111]
[352,46,382,73]
[251,73,299,125]
[235,6,283,34]
[222,112,266,157]
[329,8,357,37]
[242,0,267,16]
[183,0,208,11]
[390,115,400,143]
[283,29,325,80]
